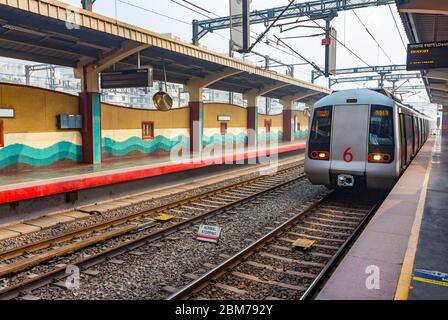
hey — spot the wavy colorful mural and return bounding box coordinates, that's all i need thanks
[294,130,309,140]
[102,135,189,157]
[0,141,82,170]
[258,131,283,143]
[202,132,248,147]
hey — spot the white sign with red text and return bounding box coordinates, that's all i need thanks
[196,225,221,243]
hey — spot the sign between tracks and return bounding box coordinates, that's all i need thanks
[196,225,222,243]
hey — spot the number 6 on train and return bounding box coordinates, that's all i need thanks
[343,148,353,163]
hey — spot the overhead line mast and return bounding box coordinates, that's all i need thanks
[192,0,395,45]
[81,0,96,11]
[192,0,395,78]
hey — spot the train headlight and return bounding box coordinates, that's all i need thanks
[310,151,330,160]
[368,153,392,163]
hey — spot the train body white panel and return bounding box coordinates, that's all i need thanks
[330,104,369,176]
[305,159,331,185]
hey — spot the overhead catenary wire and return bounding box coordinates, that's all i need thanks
[117,0,191,26]
[118,0,373,82]
[167,0,317,75]
[274,36,323,74]
[118,0,309,71]
[352,10,394,64]
[310,20,371,67]
[170,0,213,19]
[179,0,218,17]
[388,4,407,52]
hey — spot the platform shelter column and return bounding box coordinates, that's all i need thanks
[185,85,204,157]
[280,99,294,143]
[79,67,102,164]
[244,93,259,149]
[443,105,448,136]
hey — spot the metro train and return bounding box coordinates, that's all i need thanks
[304,89,434,190]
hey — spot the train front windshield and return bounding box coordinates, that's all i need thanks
[308,106,332,158]
[368,105,394,163]
[369,106,394,146]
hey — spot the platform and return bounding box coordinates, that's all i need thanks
[0,142,304,205]
[317,135,448,300]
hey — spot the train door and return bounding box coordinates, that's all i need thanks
[330,104,369,175]
[405,115,414,160]
[412,116,417,155]
[414,117,420,149]
[399,113,407,169]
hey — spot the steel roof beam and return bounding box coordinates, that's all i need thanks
[330,73,421,85]
[194,0,395,41]
[0,47,76,67]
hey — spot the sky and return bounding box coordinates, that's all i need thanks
[11,1,438,113]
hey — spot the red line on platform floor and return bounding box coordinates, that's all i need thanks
[0,144,305,204]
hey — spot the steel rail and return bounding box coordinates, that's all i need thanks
[0,166,307,298]
[0,163,304,263]
[300,196,384,299]
[167,193,331,300]
[167,192,383,300]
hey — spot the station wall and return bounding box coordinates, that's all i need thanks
[0,83,81,171]
[101,103,189,160]
[0,83,310,171]
[203,103,247,147]
[258,113,283,142]
[294,111,310,141]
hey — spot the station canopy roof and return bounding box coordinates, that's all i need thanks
[0,0,330,102]
[398,0,448,105]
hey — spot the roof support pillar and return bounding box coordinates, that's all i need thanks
[282,109,293,143]
[185,84,203,157]
[280,91,319,143]
[243,92,259,149]
[79,92,101,164]
[185,69,243,155]
[243,83,290,148]
[443,106,448,136]
[76,42,149,164]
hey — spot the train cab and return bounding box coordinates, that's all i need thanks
[305,89,431,190]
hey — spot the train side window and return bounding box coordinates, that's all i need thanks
[142,121,154,140]
[399,114,407,168]
[0,120,4,148]
[416,118,420,148]
[420,119,423,146]
[412,117,417,155]
[405,115,414,157]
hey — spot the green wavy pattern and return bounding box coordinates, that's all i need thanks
[294,130,309,140]
[102,130,307,158]
[0,141,82,170]
[202,133,248,146]
[102,135,189,156]
[258,131,283,142]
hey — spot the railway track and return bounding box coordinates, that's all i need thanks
[168,190,385,300]
[0,162,307,299]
